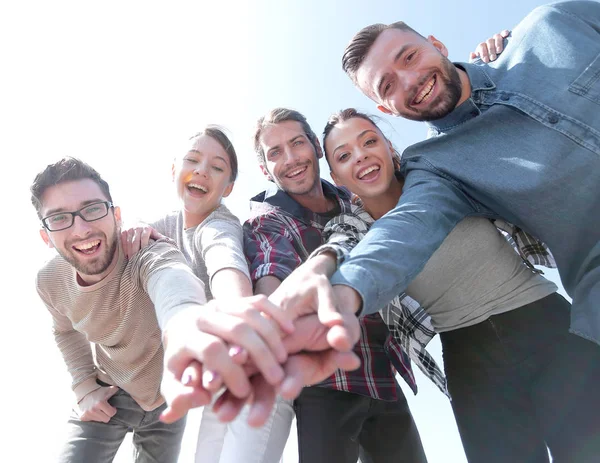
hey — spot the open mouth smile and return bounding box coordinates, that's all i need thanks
[73,239,101,256]
[357,164,381,181]
[285,165,308,179]
[412,74,437,106]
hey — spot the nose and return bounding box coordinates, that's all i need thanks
[355,149,369,164]
[398,69,421,93]
[193,162,209,177]
[283,146,300,165]
[72,215,93,238]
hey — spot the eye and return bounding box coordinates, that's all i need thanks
[293,140,304,147]
[268,150,279,160]
[184,157,198,164]
[49,214,68,224]
[212,166,224,173]
[383,81,393,97]
[338,152,350,162]
[406,51,416,64]
[365,138,377,146]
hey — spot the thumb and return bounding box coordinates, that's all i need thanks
[106,385,120,399]
[149,228,166,241]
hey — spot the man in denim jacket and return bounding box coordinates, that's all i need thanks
[280,1,600,461]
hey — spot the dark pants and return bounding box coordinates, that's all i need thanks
[57,387,186,463]
[294,385,427,463]
[441,293,600,463]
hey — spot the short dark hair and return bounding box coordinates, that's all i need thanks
[322,108,401,171]
[30,157,113,219]
[342,21,423,84]
[253,108,320,167]
[190,125,239,182]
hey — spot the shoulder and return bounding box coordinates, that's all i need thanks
[36,254,70,289]
[203,204,242,226]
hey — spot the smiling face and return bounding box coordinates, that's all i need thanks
[258,120,322,197]
[39,178,120,285]
[325,116,397,199]
[173,134,234,227]
[355,28,463,121]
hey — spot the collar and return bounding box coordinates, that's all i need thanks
[250,179,350,223]
[426,62,496,133]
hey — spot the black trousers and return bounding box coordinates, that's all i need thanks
[294,385,427,463]
[441,292,600,463]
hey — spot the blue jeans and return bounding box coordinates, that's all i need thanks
[441,293,600,463]
[57,387,186,463]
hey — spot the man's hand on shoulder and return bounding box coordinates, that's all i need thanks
[121,225,166,259]
[76,385,119,423]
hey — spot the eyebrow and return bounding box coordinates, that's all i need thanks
[44,199,107,217]
[188,150,229,165]
[331,129,378,158]
[375,44,410,99]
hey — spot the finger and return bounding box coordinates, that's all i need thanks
[250,295,295,334]
[140,226,152,249]
[165,333,252,399]
[160,371,212,423]
[246,375,277,427]
[120,231,129,255]
[469,51,478,62]
[202,370,223,392]
[149,227,167,241]
[105,385,120,399]
[229,345,248,364]
[279,351,361,400]
[478,42,490,63]
[486,38,497,61]
[196,312,284,387]
[495,33,504,54]
[282,314,329,354]
[97,400,117,418]
[182,361,203,388]
[213,389,248,423]
[501,29,510,38]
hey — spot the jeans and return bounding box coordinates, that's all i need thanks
[195,395,294,463]
[441,293,600,463]
[57,388,186,463]
[295,386,427,463]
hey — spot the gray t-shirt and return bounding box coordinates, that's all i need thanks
[152,204,250,301]
[406,216,557,332]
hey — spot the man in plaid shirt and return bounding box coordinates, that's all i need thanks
[244,108,427,463]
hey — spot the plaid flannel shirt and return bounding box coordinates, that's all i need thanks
[312,199,556,395]
[244,181,416,400]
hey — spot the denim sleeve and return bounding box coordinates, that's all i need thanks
[330,167,480,315]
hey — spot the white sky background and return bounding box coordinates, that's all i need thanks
[1,0,567,461]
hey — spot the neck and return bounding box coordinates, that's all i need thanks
[289,181,334,214]
[183,209,211,229]
[361,175,404,220]
[455,66,472,107]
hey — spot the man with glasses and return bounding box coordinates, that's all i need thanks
[31,157,290,463]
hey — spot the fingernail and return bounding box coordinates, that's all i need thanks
[182,371,193,386]
[490,54,496,60]
[203,370,216,385]
[229,346,243,358]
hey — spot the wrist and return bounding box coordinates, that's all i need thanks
[333,284,362,315]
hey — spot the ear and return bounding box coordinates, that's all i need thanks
[171,162,176,182]
[427,35,449,57]
[222,182,234,198]
[313,136,324,159]
[40,228,54,249]
[376,104,393,115]
[113,206,122,227]
[259,164,273,182]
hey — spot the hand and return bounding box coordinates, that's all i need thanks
[270,258,361,352]
[159,296,292,423]
[76,386,119,423]
[120,225,166,259]
[470,30,510,63]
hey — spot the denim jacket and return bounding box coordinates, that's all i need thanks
[331,1,600,344]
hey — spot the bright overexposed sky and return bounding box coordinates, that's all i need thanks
[1,0,568,461]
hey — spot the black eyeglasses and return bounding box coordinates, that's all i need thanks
[42,201,114,232]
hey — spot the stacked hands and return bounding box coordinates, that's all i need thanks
[120,228,363,427]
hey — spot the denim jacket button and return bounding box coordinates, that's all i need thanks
[501,94,510,101]
[485,82,493,88]
[548,114,559,124]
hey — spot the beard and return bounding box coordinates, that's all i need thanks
[59,230,119,277]
[400,58,463,122]
[274,162,321,196]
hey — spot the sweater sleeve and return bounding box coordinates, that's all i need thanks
[133,239,207,329]
[36,282,101,402]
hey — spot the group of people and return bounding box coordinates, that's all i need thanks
[33,1,600,462]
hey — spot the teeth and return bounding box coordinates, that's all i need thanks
[188,183,208,193]
[75,240,100,250]
[358,165,380,179]
[415,76,435,104]
[287,167,306,177]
